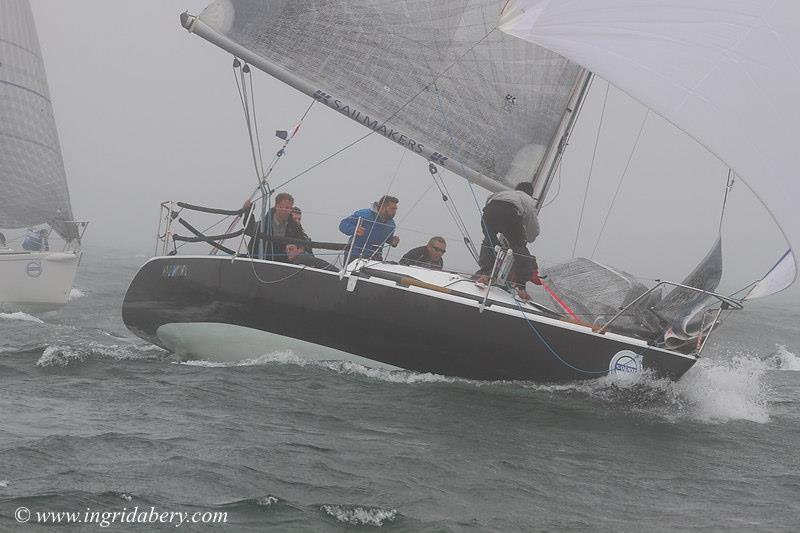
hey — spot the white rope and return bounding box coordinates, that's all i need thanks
[571,80,610,259]
[590,108,650,259]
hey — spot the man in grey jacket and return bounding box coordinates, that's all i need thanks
[476,182,542,300]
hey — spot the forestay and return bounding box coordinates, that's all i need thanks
[0,0,77,241]
[499,0,799,296]
[186,0,584,193]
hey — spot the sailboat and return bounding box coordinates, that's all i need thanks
[0,0,85,312]
[122,0,796,382]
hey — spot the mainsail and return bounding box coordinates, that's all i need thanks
[0,0,76,241]
[183,0,586,194]
[499,0,799,297]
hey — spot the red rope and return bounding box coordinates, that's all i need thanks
[541,281,580,322]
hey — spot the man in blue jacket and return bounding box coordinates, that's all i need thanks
[339,195,400,260]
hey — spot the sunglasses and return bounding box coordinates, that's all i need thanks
[431,246,446,254]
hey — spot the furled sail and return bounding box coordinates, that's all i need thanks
[499,0,799,296]
[183,0,586,193]
[542,238,723,350]
[652,237,723,349]
[0,0,77,241]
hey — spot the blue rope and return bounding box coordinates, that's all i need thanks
[511,297,656,376]
[512,298,607,375]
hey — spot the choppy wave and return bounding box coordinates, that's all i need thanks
[0,311,44,324]
[320,505,397,527]
[0,479,9,487]
[36,342,167,367]
[179,346,777,424]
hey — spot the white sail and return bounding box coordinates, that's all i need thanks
[184,0,585,193]
[499,0,799,296]
[745,250,795,300]
[0,0,76,241]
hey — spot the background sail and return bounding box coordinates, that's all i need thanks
[499,0,799,295]
[191,0,583,192]
[0,0,76,241]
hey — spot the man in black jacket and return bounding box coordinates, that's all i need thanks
[399,236,446,270]
[245,192,311,261]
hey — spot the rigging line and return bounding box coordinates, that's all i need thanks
[541,161,563,209]
[266,99,318,179]
[362,149,409,264]
[431,83,482,262]
[432,165,480,262]
[246,67,266,180]
[590,108,650,260]
[427,165,466,233]
[728,278,760,299]
[397,182,436,225]
[242,65,266,181]
[718,169,735,235]
[232,61,263,185]
[386,148,407,194]
[260,99,317,186]
[571,80,610,259]
[248,258,308,285]
[273,27,501,192]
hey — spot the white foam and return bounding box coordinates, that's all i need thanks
[673,356,769,424]
[0,480,9,488]
[68,288,86,300]
[256,496,278,507]
[37,345,87,367]
[321,505,397,527]
[0,312,44,324]
[36,342,168,367]
[531,354,771,424]
[179,350,461,384]
[772,345,800,371]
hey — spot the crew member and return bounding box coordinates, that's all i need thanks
[399,236,446,270]
[339,195,400,260]
[476,183,542,300]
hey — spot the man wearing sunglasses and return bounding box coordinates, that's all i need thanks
[399,236,447,270]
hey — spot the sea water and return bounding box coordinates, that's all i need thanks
[1,246,798,531]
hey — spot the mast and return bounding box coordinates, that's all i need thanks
[181,12,508,193]
[531,69,592,212]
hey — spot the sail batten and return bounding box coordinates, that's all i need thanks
[186,0,583,193]
[0,0,76,240]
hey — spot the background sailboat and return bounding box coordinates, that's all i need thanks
[0,0,85,311]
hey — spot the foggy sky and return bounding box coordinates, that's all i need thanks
[28,0,798,302]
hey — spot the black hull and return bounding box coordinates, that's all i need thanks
[122,257,697,382]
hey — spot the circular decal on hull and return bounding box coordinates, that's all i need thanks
[609,350,643,374]
[26,261,42,278]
